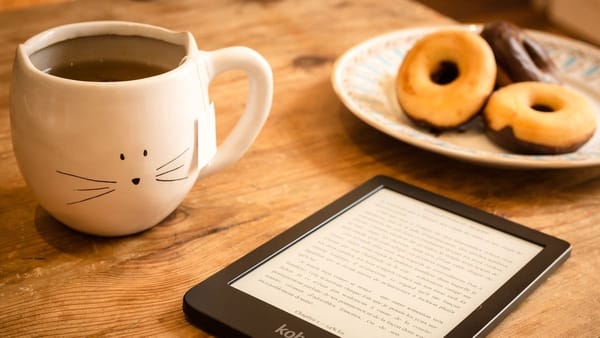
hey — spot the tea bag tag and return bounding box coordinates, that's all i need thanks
[183,53,217,176]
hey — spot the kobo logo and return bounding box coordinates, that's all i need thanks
[274,323,305,338]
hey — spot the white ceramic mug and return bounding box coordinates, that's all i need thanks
[10,21,272,236]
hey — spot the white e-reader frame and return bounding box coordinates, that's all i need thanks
[183,175,570,338]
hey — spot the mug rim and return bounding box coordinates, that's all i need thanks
[17,20,199,86]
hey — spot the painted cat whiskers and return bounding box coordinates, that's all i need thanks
[155,147,190,182]
[56,147,190,205]
[55,170,117,205]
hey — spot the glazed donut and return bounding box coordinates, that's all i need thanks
[481,21,561,87]
[484,82,596,154]
[396,30,496,130]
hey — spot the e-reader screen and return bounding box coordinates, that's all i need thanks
[230,188,542,337]
[183,176,570,338]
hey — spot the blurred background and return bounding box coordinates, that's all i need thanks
[418,0,599,45]
[0,0,598,46]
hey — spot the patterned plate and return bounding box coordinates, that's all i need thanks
[331,24,600,168]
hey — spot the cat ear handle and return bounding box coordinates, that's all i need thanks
[194,47,273,178]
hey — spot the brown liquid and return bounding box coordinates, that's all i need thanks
[47,60,170,82]
[29,35,186,82]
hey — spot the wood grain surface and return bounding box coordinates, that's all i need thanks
[1,0,599,337]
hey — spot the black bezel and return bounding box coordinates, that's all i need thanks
[183,175,570,338]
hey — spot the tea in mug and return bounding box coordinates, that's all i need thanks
[47,59,169,82]
[29,35,185,82]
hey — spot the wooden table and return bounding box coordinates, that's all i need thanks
[1,0,599,337]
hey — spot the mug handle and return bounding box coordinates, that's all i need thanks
[198,46,273,177]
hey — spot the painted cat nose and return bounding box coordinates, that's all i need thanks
[131,178,140,185]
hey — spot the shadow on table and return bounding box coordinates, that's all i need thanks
[33,206,122,254]
[31,200,195,257]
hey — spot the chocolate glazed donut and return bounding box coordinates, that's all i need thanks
[481,21,561,87]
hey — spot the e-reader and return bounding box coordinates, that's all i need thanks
[183,175,570,338]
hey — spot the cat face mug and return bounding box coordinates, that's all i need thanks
[10,21,272,236]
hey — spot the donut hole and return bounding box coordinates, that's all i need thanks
[531,104,555,112]
[430,61,459,85]
[529,95,563,113]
